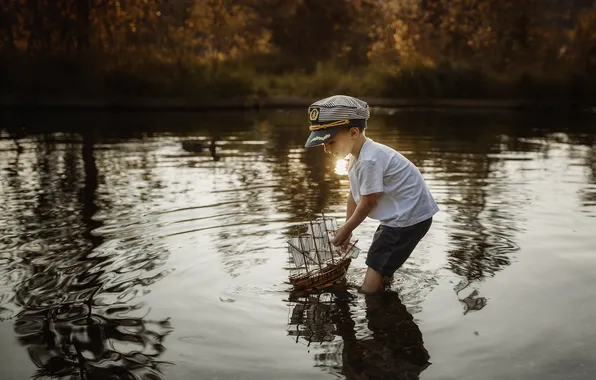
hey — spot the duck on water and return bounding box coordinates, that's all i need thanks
[181,136,221,160]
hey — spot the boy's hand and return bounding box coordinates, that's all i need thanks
[332,226,352,249]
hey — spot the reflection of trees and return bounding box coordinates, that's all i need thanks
[81,129,102,247]
[362,111,547,314]
[15,298,172,380]
[579,135,596,208]
[250,108,534,314]
[318,111,523,315]
[439,148,519,284]
[256,114,345,220]
[287,288,430,379]
[454,279,488,315]
[586,143,596,187]
[209,113,348,277]
[0,124,174,379]
[209,109,596,313]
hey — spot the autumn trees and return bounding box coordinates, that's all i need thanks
[0,0,594,98]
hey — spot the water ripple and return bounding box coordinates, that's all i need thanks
[1,111,595,380]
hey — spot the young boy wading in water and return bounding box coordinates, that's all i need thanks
[304,95,439,293]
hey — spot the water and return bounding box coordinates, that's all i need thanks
[0,109,595,380]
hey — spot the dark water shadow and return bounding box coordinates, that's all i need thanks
[1,128,174,379]
[15,298,173,380]
[287,287,430,379]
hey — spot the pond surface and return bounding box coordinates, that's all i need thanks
[1,109,595,380]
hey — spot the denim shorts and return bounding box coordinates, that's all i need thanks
[365,217,433,277]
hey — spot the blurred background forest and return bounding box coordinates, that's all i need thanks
[1,0,595,101]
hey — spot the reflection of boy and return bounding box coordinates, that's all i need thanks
[304,95,439,293]
[327,290,431,378]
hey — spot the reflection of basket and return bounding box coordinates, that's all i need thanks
[286,215,360,291]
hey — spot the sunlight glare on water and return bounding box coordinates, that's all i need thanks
[334,157,349,176]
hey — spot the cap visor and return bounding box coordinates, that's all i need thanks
[304,127,341,148]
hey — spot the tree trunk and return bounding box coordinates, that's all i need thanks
[77,0,90,51]
[0,9,16,52]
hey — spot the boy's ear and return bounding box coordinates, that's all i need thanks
[350,127,360,139]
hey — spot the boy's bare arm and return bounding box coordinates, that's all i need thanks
[333,192,380,246]
[346,191,357,221]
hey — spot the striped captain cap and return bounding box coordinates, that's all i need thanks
[305,95,370,148]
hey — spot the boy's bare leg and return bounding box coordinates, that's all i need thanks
[360,267,384,293]
[383,275,394,284]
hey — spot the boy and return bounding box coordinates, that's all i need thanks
[304,95,439,293]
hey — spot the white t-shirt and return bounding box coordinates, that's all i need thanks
[348,138,439,227]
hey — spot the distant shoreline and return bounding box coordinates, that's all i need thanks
[1,96,594,111]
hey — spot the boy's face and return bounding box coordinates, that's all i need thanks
[322,128,358,158]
